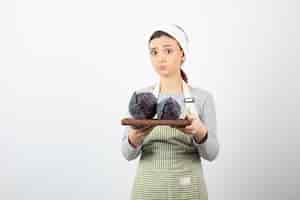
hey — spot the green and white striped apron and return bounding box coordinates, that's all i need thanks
[131,125,208,200]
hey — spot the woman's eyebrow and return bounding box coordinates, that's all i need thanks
[162,44,173,47]
[150,44,174,50]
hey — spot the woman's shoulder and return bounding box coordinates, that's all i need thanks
[189,85,213,98]
[189,85,215,107]
[189,85,216,115]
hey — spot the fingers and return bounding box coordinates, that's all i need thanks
[170,125,195,135]
[131,125,144,130]
[143,125,154,130]
[131,125,149,130]
[138,125,155,134]
[145,126,156,132]
[185,123,195,130]
[175,127,186,132]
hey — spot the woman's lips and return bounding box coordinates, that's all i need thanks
[158,65,167,69]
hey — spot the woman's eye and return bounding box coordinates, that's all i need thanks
[150,50,157,56]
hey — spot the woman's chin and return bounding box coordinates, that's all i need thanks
[158,71,171,77]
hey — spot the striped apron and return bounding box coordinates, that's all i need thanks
[131,125,208,200]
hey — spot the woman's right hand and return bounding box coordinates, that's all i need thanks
[128,125,155,147]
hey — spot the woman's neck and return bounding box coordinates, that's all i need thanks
[159,73,183,95]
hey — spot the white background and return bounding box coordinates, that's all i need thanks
[0,0,299,199]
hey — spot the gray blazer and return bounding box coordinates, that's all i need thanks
[121,84,219,162]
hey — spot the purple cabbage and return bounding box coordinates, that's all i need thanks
[128,92,157,119]
[156,97,181,120]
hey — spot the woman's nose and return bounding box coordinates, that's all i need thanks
[157,53,167,63]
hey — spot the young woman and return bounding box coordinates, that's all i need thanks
[121,24,219,200]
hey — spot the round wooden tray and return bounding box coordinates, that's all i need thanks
[121,118,192,128]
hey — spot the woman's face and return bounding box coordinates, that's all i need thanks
[149,36,184,78]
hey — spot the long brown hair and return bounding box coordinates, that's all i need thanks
[148,31,188,83]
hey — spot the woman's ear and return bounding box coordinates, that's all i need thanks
[181,50,185,62]
[181,55,185,64]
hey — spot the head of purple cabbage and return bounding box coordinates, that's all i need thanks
[129,92,181,120]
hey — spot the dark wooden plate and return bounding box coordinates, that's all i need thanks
[121,118,192,128]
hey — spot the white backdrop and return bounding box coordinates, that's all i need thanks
[0,0,299,199]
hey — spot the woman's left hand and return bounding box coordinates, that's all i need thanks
[172,114,208,143]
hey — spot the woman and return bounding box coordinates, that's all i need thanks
[121,24,219,200]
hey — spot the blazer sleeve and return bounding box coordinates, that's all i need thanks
[121,105,143,161]
[192,92,220,161]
